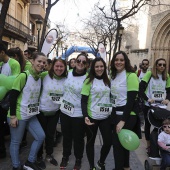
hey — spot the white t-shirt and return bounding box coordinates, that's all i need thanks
[81,78,112,120]
[60,71,86,117]
[138,71,146,82]
[147,74,166,102]
[158,131,170,145]
[39,73,66,112]
[110,70,127,107]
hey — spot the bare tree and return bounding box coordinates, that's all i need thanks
[97,0,170,54]
[0,0,11,42]
[79,7,117,62]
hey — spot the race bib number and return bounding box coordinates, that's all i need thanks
[111,94,117,106]
[152,91,165,100]
[27,103,39,116]
[96,103,112,114]
[49,93,63,104]
[60,100,74,115]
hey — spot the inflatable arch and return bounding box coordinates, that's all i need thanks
[59,46,100,59]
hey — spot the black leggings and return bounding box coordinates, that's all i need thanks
[112,115,137,170]
[60,113,85,159]
[143,106,150,141]
[37,110,60,156]
[86,117,112,168]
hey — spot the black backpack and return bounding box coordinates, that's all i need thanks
[133,75,152,114]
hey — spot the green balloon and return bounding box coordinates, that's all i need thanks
[5,75,17,90]
[118,129,140,151]
[0,86,7,101]
[0,74,7,86]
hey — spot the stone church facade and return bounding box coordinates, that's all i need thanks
[125,1,170,70]
[149,9,170,70]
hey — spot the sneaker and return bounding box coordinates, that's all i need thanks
[60,157,69,169]
[90,167,96,170]
[23,160,41,170]
[73,159,81,170]
[13,166,23,170]
[36,156,46,169]
[46,154,58,166]
[96,160,105,170]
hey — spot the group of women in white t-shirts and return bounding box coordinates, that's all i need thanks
[8,50,170,170]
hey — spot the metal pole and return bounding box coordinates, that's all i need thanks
[37,30,40,51]
[118,34,122,51]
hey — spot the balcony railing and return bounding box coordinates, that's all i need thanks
[31,0,43,6]
[5,14,32,41]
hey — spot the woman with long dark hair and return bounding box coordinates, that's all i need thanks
[81,57,112,170]
[110,51,140,170]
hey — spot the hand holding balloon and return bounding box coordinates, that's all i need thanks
[118,129,140,151]
[116,120,125,133]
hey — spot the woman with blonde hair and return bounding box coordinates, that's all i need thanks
[139,58,170,156]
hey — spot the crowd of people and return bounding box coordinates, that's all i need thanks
[0,41,170,170]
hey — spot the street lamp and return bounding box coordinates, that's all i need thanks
[35,19,43,51]
[64,45,68,59]
[118,24,124,51]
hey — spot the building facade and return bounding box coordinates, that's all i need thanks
[2,0,47,52]
[119,0,170,70]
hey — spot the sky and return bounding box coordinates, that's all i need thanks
[49,0,101,30]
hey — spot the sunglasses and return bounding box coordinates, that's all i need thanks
[76,59,87,65]
[157,63,166,67]
[163,125,170,129]
[142,63,148,66]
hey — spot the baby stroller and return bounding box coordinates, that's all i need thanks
[144,103,170,170]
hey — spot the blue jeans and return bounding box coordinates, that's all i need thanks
[7,116,45,168]
[161,151,170,170]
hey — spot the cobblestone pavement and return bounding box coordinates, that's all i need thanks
[0,131,145,170]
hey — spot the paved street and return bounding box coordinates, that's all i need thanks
[0,126,152,170]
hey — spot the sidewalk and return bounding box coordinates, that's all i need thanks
[0,130,149,170]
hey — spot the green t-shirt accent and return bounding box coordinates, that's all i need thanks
[8,71,28,119]
[126,72,139,115]
[68,69,73,72]
[0,58,20,75]
[24,60,32,71]
[12,71,28,92]
[166,74,170,88]
[81,79,92,117]
[9,58,21,75]
[40,71,48,79]
[142,70,152,83]
[126,72,139,91]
